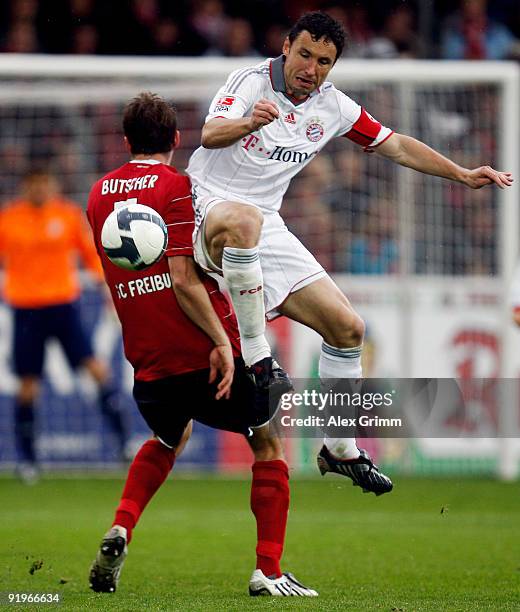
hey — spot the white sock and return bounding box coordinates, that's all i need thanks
[222,246,271,366]
[320,341,362,460]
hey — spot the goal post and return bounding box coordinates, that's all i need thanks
[0,55,518,476]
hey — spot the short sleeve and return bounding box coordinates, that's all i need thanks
[163,177,195,257]
[204,66,262,122]
[335,89,393,149]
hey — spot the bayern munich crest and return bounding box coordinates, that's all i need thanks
[305,119,324,142]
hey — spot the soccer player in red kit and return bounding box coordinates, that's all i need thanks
[86,92,317,597]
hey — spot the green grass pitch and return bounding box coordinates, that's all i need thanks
[0,474,518,611]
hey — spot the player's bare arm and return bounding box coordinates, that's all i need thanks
[168,256,234,399]
[376,132,514,189]
[201,98,279,149]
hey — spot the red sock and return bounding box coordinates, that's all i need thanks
[113,439,175,543]
[250,459,289,578]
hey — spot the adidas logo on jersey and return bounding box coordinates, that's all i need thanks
[284,112,296,124]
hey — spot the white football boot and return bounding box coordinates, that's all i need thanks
[249,569,318,597]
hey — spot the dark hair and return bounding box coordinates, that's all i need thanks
[123,92,177,155]
[22,168,52,181]
[288,11,346,59]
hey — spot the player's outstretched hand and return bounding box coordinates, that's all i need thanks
[463,166,514,190]
[249,98,279,131]
[209,343,235,400]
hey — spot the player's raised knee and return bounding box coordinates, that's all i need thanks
[345,312,365,346]
[327,311,365,347]
[224,203,264,247]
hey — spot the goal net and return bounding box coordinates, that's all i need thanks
[0,55,518,477]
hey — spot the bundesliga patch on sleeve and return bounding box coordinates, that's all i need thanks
[212,96,235,112]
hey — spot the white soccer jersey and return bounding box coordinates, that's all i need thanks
[187,55,393,214]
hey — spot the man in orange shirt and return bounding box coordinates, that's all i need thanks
[0,169,127,482]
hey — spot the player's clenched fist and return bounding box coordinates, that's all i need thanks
[248,98,279,131]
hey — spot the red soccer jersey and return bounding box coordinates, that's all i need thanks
[87,159,241,381]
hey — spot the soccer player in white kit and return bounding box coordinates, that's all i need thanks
[187,12,513,494]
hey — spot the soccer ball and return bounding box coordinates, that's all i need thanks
[101,203,168,271]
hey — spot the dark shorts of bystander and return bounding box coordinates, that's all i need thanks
[13,301,93,376]
[133,358,274,447]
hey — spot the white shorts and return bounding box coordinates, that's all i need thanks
[192,184,327,319]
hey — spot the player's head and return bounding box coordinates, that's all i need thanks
[283,12,345,99]
[21,169,59,206]
[123,92,179,158]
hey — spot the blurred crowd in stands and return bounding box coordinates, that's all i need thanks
[0,89,499,277]
[1,0,520,60]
